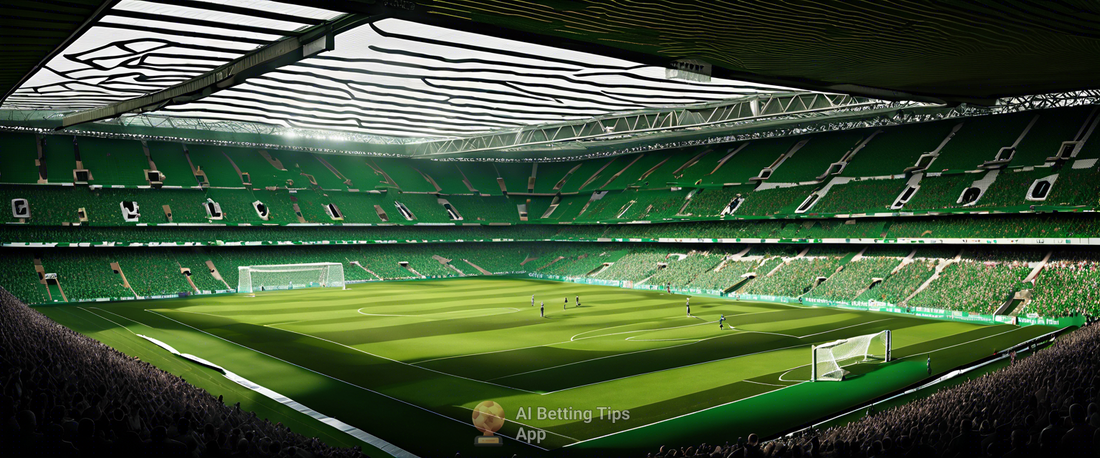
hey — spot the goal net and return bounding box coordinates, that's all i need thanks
[811,330,891,382]
[237,263,345,294]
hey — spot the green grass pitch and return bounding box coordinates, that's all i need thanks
[36,277,1060,457]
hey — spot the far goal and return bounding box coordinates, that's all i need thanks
[811,330,891,382]
[237,263,345,294]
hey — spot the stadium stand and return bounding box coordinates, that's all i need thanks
[0,131,42,184]
[741,250,849,297]
[184,145,244,188]
[39,250,133,301]
[806,249,906,301]
[766,130,866,183]
[811,178,905,214]
[840,121,958,177]
[698,138,800,185]
[1008,105,1095,166]
[1028,250,1100,318]
[907,250,1038,314]
[77,137,148,186]
[688,257,763,292]
[42,135,76,184]
[593,248,669,282]
[735,185,816,216]
[0,287,366,458]
[645,251,726,288]
[930,112,1037,172]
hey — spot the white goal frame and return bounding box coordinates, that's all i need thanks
[237,262,345,294]
[811,330,891,382]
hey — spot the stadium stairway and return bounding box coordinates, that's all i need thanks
[461,259,492,275]
[110,262,140,299]
[433,255,465,276]
[348,261,382,281]
[901,249,962,304]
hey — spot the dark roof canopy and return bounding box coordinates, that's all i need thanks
[3,0,1100,138]
[290,0,1100,104]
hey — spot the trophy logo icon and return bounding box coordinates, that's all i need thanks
[472,400,505,446]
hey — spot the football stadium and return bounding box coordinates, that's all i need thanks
[2,1,1100,457]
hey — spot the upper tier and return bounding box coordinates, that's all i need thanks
[2,105,1099,226]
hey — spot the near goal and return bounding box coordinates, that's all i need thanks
[237,263,345,294]
[811,330,891,382]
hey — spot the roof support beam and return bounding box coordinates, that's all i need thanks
[59,13,374,130]
[407,92,892,157]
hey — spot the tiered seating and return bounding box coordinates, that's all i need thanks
[907,250,1037,313]
[77,137,148,186]
[886,214,1100,239]
[0,131,43,184]
[699,138,799,185]
[741,254,845,297]
[735,185,814,216]
[559,158,615,193]
[1044,166,1100,207]
[688,258,762,291]
[42,135,76,183]
[267,150,348,190]
[146,141,197,187]
[680,185,754,217]
[972,168,1049,209]
[323,155,388,190]
[346,246,419,280]
[593,248,668,282]
[930,111,1035,171]
[456,163,503,195]
[40,250,132,300]
[902,173,974,210]
[1027,251,1100,318]
[0,250,47,304]
[1008,106,1094,166]
[532,162,576,193]
[171,250,228,291]
[441,244,528,274]
[380,159,442,192]
[543,248,627,277]
[184,145,244,187]
[383,192,452,223]
[604,153,670,189]
[444,195,520,223]
[491,163,531,194]
[806,252,903,301]
[223,147,300,188]
[645,251,725,287]
[579,190,637,221]
[840,121,957,176]
[766,130,865,183]
[811,179,904,214]
[856,260,936,304]
[111,250,192,297]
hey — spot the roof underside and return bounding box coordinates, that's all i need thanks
[3,0,1100,141]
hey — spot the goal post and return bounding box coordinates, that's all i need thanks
[811,330,891,382]
[237,262,345,294]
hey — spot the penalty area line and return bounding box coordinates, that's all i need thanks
[260,322,541,395]
[563,381,807,448]
[144,310,550,452]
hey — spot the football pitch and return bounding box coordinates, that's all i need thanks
[37,277,1062,457]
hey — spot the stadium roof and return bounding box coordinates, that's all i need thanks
[3,0,1100,144]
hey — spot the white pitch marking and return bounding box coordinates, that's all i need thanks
[145,310,550,451]
[356,307,521,319]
